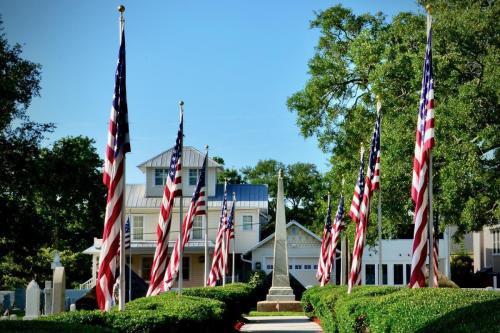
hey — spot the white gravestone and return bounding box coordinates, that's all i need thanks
[44,281,52,315]
[24,280,41,320]
[52,267,65,314]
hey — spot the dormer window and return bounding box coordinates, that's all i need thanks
[155,168,169,186]
[189,169,199,186]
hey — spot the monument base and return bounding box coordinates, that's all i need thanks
[265,286,295,301]
[256,300,303,312]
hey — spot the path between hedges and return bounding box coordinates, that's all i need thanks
[240,316,322,333]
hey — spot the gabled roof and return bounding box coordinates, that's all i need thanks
[245,220,322,254]
[137,146,223,172]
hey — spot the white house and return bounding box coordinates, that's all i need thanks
[245,221,329,288]
[361,237,450,286]
[83,146,268,289]
[473,223,500,274]
[245,221,451,288]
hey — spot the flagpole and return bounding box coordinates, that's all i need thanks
[222,180,227,286]
[204,145,209,287]
[118,4,126,312]
[178,101,184,293]
[376,97,383,286]
[425,5,435,289]
[232,192,236,283]
[128,210,132,302]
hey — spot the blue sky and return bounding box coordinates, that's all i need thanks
[0,0,421,183]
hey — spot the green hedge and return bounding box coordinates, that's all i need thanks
[302,286,500,333]
[0,320,116,333]
[44,293,226,333]
[182,283,254,321]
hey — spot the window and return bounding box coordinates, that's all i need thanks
[191,216,203,240]
[304,264,312,270]
[291,226,298,235]
[394,264,404,285]
[141,257,153,280]
[382,264,388,285]
[313,264,318,270]
[493,229,500,254]
[289,265,292,270]
[189,169,198,186]
[365,264,375,285]
[243,216,252,231]
[295,264,302,270]
[154,168,169,186]
[132,216,144,240]
[175,257,190,280]
[266,264,273,270]
[406,264,412,284]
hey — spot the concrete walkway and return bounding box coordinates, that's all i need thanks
[240,316,322,332]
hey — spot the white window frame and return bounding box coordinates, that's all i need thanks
[189,169,199,186]
[492,229,500,255]
[132,215,144,240]
[242,215,253,231]
[191,216,204,240]
[154,168,168,186]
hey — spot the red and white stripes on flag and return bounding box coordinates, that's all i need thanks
[163,155,207,291]
[409,13,436,289]
[146,111,183,296]
[320,194,345,286]
[433,234,439,287]
[224,196,236,274]
[316,195,333,283]
[349,149,365,224]
[207,183,228,286]
[348,102,381,294]
[96,22,130,311]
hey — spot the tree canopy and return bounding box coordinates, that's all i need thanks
[287,0,499,240]
[0,19,105,288]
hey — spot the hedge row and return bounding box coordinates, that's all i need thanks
[302,285,500,333]
[38,282,261,333]
[0,320,116,333]
[43,292,226,333]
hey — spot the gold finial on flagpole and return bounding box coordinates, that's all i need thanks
[118,5,125,13]
[425,4,432,14]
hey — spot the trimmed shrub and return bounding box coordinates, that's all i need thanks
[0,320,116,333]
[303,286,500,333]
[182,283,254,321]
[45,293,227,333]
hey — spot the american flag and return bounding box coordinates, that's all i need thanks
[96,23,130,311]
[321,194,345,286]
[207,183,228,286]
[163,155,207,290]
[349,148,365,224]
[124,217,131,250]
[409,14,435,289]
[316,195,333,283]
[146,110,183,296]
[348,102,381,293]
[433,230,439,287]
[223,194,236,274]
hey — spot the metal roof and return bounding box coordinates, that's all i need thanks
[125,184,268,209]
[214,184,268,202]
[137,146,223,172]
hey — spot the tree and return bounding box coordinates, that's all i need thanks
[212,156,246,184]
[287,1,499,242]
[0,19,105,288]
[241,160,327,235]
